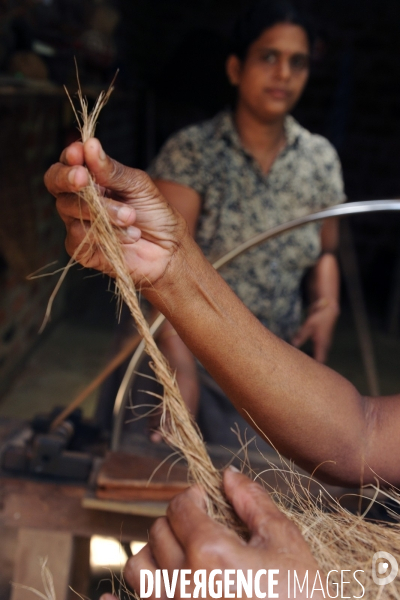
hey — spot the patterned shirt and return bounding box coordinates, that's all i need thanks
[149,110,345,340]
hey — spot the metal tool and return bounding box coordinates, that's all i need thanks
[1,409,94,480]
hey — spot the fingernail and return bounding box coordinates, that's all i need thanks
[68,168,77,184]
[126,226,141,241]
[99,145,106,160]
[228,465,240,473]
[118,205,134,224]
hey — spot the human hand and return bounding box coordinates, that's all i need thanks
[124,469,320,599]
[292,298,340,363]
[44,139,187,287]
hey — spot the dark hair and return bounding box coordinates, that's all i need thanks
[229,0,315,60]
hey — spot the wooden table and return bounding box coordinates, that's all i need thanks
[0,419,156,600]
[0,419,368,600]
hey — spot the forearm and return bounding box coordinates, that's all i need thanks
[49,142,392,487]
[309,252,340,309]
[293,253,340,363]
[145,234,371,486]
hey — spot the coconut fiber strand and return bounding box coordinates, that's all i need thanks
[66,78,240,532]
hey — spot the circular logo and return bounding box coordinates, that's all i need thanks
[372,552,398,586]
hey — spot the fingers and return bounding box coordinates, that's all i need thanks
[59,141,84,166]
[83,138,142,193]
[64,219,98,267]
[47,138,136,198]
[167,485,236,551]
[56,193,136,228]
[124,518,184,600]
[166,485,208,547]
[148,516,185,571]
[124,543,167,600]
[56,194,90,223]
[223,470,294,547]
[64,216,141,266]
[45,162,90,196]
[46,138,149,200]
[46,140,97,197]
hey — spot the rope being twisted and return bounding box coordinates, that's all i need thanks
[66,80,241,532]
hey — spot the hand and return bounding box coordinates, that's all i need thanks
[124,469,321,599]
[44,139,188,286]
[292,299,340,363]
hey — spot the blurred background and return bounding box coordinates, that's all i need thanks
[1,0,400,596]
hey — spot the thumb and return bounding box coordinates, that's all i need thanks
[223,470,288,543]
[83,138,141,193]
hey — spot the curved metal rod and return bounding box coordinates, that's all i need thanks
[212,199,400,270]
[111,199,400,449]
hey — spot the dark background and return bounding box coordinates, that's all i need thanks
[2,0,400,194]
[3,0,400,302]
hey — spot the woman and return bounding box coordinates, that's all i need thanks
[147,0,344,446]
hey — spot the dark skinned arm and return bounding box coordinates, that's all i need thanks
[45,139,400,488]
[292,220,340,363]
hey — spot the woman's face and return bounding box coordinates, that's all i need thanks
[227,23,310,122]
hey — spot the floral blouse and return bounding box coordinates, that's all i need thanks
[148,110,345,341]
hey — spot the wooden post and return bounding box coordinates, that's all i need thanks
[11,529,90,600]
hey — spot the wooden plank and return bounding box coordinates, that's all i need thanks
[0,478,154,542]
[11,529,87,600]
[82,493,168,518]
[96,451,188,501]
[97,451,188,488]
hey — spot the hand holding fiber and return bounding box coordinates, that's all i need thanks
[46,138,187,286]
[45,81,242,533]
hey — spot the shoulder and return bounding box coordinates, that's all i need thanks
[148,113,226,193]
[160,113,223,154]
[286,118,345,206]
[288,117,341,168]
[306,135,341,169]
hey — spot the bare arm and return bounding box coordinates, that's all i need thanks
[145,220,394,488]
[292,219,340,363]
[147,234,380,486]
[47,141,400,488]
[313,218,340,307]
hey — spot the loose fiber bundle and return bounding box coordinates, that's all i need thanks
[256,457,400,599]
[65,76,240,532]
